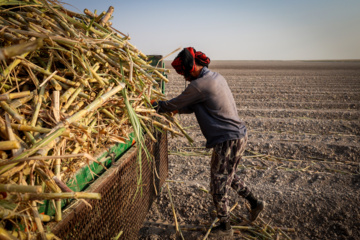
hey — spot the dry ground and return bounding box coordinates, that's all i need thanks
[139,60,360,240]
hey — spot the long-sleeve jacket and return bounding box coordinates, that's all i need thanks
[157,67,247,148]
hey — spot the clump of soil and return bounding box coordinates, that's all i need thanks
[139,61,360,240]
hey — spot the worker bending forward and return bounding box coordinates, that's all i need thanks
[153,47,265,237]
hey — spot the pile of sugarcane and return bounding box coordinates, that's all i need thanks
[0,0,189,239]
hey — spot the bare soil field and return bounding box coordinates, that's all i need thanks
[139,60,360,240]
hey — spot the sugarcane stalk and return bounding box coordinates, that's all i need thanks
[52,174,94,209]
[30,84,45,127]
[53,91,61,122]
[95,12,106,23]
[97,40,124,50]
[0,101,24,123]
[1,32,23,43]
[203,216,219,240]
[46,54,62,91]
[89,65,106,86]
[278,228,292,240]
[55,15,79,38]
[31,201,47,240]
[166,183,185,239]
[20,59,80,87]
[11,232,60,240]
[65,83,125,124]
[273,227,295,232]
[132,62,158,85]
[0,91,31,101]
[23,124,37,145]
[0,227,18,240]
[0,127,66,176]
[0,50,28,82]
[0,141,21,151]
[0,151,7,160]
[4,113,22,157]
[139,118,156,142]
[83,8,97,18]
[0,84,12,91]
[9,91,34,109]
[54,158,62,222]
[52,50,79,79]
[67,101,84,116]
[39,70,58,88]
[61,85,83,113]
[134,108,156,113]
[0,153,96,168]
[35,167,62,193]
[164,113,194,143]
[57,81,90,100]
[0,38,42,61]
[126,41,147,60]
[11,192,101,201]
[151,88,165,98]
[24,65,40,88]
[0,126,29,149]
[0,184,42,193]
[152,70,169,83]
[60,87,75,104]
[0,207,51,222]
[51,176,70,193]
[0,124,69,137]
[141,64,170,73]
[57,10,105,38]
[99,6,114,26]
[71,119,96,155]
[5,11,27,25]
[100,108,120,123]
[138,115,182,136]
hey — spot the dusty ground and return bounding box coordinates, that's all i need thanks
[139,60,360,240]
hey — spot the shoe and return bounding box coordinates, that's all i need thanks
[249,200,265,222]
[209,221,234,237]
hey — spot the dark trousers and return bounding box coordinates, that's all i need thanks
[210,134,249,222]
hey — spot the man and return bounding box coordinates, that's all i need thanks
[153,47,264,237]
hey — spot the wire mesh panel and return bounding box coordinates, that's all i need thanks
[48,131,168,239]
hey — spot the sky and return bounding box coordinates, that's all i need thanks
[63,0,360,60]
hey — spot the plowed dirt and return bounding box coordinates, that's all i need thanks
[139,60,360,240]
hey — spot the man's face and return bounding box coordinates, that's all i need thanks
[184,71,197,82]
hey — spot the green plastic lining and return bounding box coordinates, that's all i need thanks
[39,132,135,216]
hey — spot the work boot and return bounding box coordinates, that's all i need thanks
[249,200,265,222]
[244,192,265,221]
[209,221,234,237]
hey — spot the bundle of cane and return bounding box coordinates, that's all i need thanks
[0,0,187,238]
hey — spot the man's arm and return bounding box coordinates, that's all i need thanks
[157,84,204,113]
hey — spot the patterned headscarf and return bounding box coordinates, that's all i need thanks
[171,47,210,75]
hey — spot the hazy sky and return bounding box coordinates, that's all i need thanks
[63,0,360,60]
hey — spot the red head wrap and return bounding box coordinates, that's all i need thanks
[171,47,210,75]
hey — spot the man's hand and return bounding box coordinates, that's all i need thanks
[150,99,178,115]
[151,99,159,110]
[170,110,178,116]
